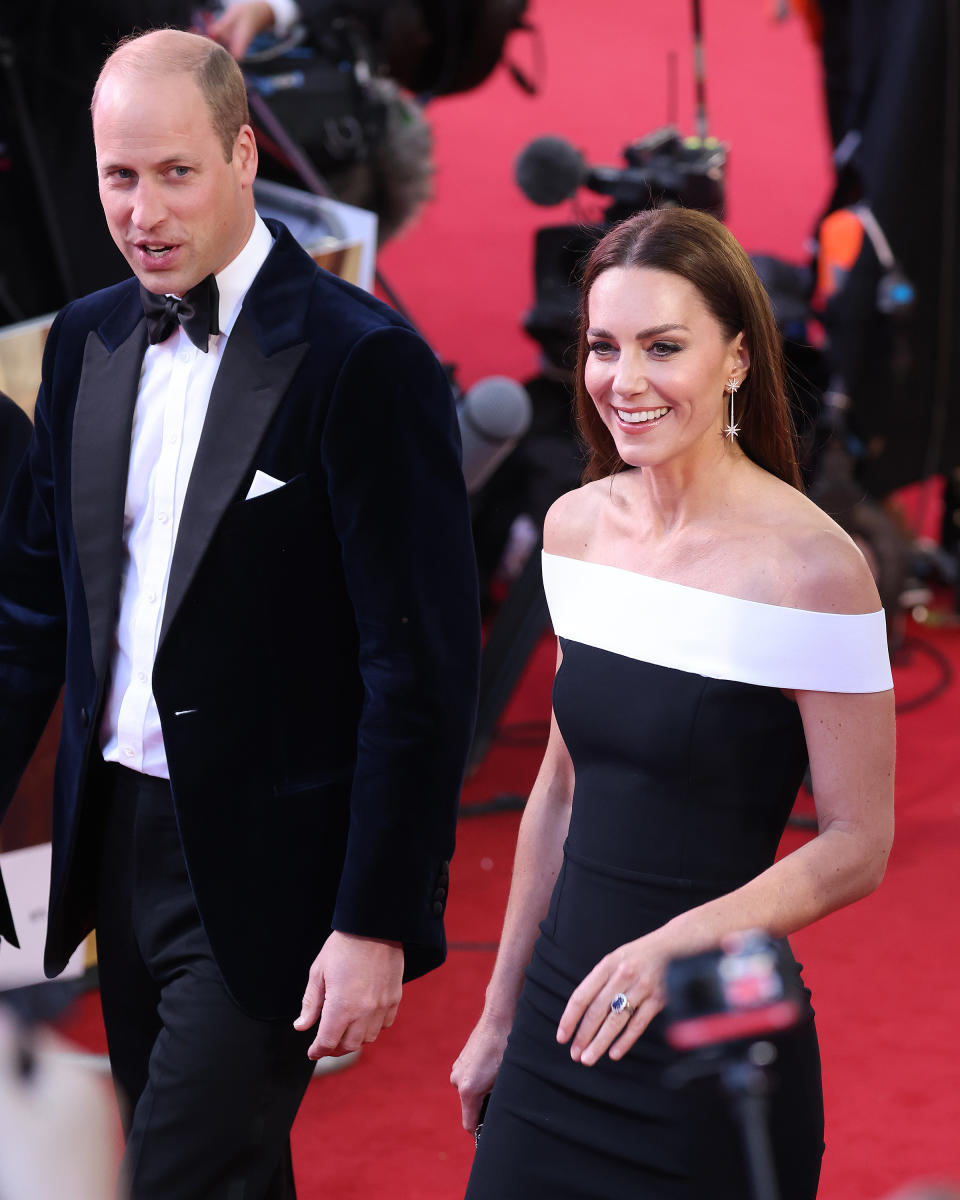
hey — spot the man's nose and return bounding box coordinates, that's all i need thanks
[131,181,166,231]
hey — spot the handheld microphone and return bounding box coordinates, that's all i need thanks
[457,376,532,493]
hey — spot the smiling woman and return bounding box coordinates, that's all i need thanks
[451,208,896,1200]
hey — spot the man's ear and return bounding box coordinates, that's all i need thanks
[234,124,259,186]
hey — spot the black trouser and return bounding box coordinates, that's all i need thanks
[95,765,316,1199]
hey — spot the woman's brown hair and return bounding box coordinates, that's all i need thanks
[574,207,802,489]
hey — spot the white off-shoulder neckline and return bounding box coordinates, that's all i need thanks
[542,551,894,693]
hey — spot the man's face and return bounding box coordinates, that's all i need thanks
[94,69,257,296]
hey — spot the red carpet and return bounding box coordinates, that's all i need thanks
[55,2,960,1196]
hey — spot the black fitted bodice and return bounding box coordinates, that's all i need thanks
[555,638,809,896]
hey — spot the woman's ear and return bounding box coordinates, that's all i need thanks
[728,332,750,385]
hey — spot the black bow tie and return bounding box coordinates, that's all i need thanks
[140,274,220,352]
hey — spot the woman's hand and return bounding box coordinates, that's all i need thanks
[451,1011,512,1133]
[557,934,670,1066]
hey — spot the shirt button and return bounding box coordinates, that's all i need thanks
[147,591,158,603]
[137,670,147,683]
[123,746,136,758]
[168,432,179,444]
[157,512,169,524]
[178,350,190,363]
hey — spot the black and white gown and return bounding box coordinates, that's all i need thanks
[465,551,893,1200]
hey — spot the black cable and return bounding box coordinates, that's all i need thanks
[459,793,526,817]
[493,719,550,747]
[503,18,546,97]
[893,634,955,713]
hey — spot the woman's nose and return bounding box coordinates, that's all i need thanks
[612,354,647,398]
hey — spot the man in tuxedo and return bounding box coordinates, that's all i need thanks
[0,28,479,1198]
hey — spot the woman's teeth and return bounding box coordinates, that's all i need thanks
[616,406,669,424]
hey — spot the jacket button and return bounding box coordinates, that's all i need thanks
[432,901,444,917]
[80,707,89,728]
[434,887,447,901]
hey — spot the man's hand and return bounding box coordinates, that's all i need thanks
[293,931,404,1060]
[206,2,277,60]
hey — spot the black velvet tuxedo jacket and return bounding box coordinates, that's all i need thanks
[0,221,480,1019]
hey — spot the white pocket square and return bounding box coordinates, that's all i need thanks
[245,470,286,500]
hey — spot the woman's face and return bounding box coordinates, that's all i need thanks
[584,266,747,471]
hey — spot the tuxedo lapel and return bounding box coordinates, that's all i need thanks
[71,316,146,682]
[159,309,307,644]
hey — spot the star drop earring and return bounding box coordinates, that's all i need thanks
[722,376,741,440]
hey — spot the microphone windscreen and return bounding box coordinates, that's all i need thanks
[458,376,533,493]
[514,136,585,206]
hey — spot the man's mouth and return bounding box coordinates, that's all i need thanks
[615,406,670,425]
[139,243,175,257]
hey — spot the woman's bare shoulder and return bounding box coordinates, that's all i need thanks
[755,483,882,615]
[543,480,608,558]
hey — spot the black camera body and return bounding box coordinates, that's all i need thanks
[596,126,727,223]
[664,931,803,1052]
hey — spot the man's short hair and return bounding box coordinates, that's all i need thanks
[92,29,250,162]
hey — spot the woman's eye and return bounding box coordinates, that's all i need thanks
[588,341,615,356]
[649,341,680,357]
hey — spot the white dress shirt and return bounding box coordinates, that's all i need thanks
[101,215,274,778]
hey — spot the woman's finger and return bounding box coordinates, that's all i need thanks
[608,995,662,1060]
[575,992,644,1065]
[556,964,611,1044]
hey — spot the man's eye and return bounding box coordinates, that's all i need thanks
[171,166,191,178]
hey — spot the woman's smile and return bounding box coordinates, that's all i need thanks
[613,405,671,429]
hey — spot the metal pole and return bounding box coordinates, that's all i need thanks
[723,1060,782,1200]
[690,0,709,141]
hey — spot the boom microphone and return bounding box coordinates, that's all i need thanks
[514,130,727,216]
[514,135,587,206]
[457,376,532,493]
